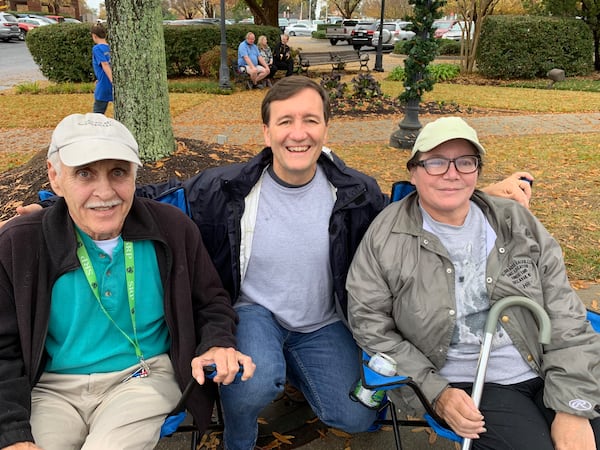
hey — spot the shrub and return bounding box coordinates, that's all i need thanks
[394,40,410,55]
[320,73,347,100]
[389,65,405,81]
[199,46,239,79]
[436,39,461,56]
[428,63,460,81]
[351,73,382,98]
[388,63,460,82]
[26,24,95,83]
[26,23,280,82]
[477,16,593,79]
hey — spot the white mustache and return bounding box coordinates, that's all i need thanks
[85,200,123,209]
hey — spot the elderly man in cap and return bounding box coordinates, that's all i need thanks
[347,117,600,450]
[0,113,254,450]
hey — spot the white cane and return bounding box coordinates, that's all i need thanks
[461,296,552,450]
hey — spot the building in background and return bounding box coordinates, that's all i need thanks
[6,0,81,20]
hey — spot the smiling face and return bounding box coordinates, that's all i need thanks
[409,139,479,226]
[48,158,136,240]
[262,87,329,185]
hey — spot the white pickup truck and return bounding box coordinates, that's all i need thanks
[325,19,358,45]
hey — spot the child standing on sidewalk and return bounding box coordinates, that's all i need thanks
[91,23,113,114]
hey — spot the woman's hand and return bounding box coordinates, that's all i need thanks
[551,412,596,450]
[434,387,486,439]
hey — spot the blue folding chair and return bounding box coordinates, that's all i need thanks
[358,351,462,450]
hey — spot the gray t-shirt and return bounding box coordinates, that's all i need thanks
[236,166,339,332]
[422,202,536,384]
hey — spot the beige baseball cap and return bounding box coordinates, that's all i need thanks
[48,113,141,167]
[411,117,486,158]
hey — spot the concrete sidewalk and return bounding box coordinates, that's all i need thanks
[174,111,600,148]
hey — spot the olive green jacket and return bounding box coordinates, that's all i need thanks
[347,191,600,419]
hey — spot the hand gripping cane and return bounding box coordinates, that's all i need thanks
[461,296,552,450]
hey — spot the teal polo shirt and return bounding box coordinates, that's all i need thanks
[45,231,170,374]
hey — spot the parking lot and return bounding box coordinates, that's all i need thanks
[0,39,46,91]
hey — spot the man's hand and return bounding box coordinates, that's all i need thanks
[480,171,534,209]
[434,387,486,439]
[551,411,596,450]
[3,442,43,449]
[191,347,255,386]
[0,204,43,228]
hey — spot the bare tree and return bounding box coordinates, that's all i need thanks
[361,0,414,19]
[329,0,362,18]
[106,0,175,161]
[171,0,204,18]
[453,0,500,73]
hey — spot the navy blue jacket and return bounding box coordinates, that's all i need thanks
[138,147,388,318]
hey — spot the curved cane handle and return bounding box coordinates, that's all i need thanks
[485,296,552,344]
[461,296,551,450]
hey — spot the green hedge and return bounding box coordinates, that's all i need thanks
[26,23,281,82]
[394,38,461,56]
[476,16,593,79]
[26,24,95,83]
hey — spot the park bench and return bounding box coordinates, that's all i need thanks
[298,49,370,74]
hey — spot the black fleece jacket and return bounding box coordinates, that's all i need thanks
[0,197,237,447]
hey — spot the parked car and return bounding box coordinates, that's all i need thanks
[63,17,82,23]
[278,17,289,32]
[17,14,58,25]
[349,21,375,50]
[441,21,474,41]
[284,22,313,36]
[46,15,65,22]
[165,19,217,26]
[371,21,415,49]
[18,17,50,27]
[325,18,358,45]
[17,20,38,40]
[0,12,20,42]
[432,19,458,38]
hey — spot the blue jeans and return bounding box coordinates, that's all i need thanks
[220,304,377,450]
[93,99,109,114]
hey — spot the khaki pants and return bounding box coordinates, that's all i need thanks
[31,354,181,450]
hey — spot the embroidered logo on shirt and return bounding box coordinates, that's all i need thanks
[569,399,593,411]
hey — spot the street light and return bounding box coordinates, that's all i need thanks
[218,0,231,90]
[373,0,385,72]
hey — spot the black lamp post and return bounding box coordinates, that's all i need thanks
[218,0,231,90]
[389,0,436,148]
[374,0,385,72]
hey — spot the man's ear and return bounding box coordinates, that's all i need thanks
[263,123,271,148]
[47,160,64,196]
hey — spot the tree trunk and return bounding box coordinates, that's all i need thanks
[106,0,175,162]
[245,0,277,26]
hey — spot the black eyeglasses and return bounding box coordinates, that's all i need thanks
[413,155,480,176]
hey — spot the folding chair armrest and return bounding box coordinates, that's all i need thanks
[587,309,600,332]
[360,350,460,442]
[362,362,411,390]
[424,414,463,443]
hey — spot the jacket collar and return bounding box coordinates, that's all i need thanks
[43,197,163,269]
